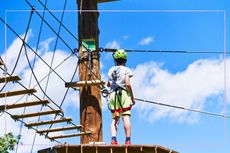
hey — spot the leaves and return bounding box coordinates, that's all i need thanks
[0,132,18,153]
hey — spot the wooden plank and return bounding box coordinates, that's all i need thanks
[0,75,21,83]
[25,118,72,127]
[11,110,62,119]
[48,132,91,140]
[0,89,37,98]
[38,144,179,153]
[37,125,82,134]
[65,80,105,88]
[0,100,49,110]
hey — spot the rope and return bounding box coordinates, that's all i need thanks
[0,67,58,112]
[28,0,49,152]
[37,0,94,52]
[2,110,61,144]
[101,48,230,54]
[135,98,230,119]
[0,8,34,93]
[0,17,68,83]
[30,1,68,151]
[14,7,36,153]
[45,61,80,137]
[24,44,63,111]
[25,0,81,58]
[10,7,35,75]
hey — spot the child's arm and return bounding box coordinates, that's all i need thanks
[125,76,135,105]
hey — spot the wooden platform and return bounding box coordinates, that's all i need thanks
[38,144,179,153]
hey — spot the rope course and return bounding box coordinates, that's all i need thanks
[0,0,94,150]
[0,1,228,152]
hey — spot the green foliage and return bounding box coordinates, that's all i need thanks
[0,133,17,153]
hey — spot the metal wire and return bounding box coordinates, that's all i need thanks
[25,0,80,58]
[101,48,230,54]
[135,98,230,119]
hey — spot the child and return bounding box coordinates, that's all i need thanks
[107,49,135,145]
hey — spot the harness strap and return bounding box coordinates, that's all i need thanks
[110,87,132,116]
[110,106,132,113]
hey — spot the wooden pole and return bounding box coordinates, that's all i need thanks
[77,0,103,144]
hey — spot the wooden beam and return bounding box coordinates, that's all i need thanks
[65,80,105,88]
[25,118,72,127]
[0,89,37,98]
[0,75,21,83]
[37,125,82,134]
[77,0,103,144]
[11,110,62,119]
[48,132,91,140]
[0,100,49,110]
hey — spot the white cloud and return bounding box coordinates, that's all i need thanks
[2,29,34,74]
[138,36,154,45]
[105,40,120,49]
[132,58,229,124]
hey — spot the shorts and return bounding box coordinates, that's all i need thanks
[109,89,133,118]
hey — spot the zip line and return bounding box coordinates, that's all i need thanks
[101,48,230,54]
[135,98,230,119]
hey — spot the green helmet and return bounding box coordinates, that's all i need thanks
[113,49,127,60]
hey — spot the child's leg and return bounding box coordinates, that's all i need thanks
[111,117,120,137]
[122,115,131,138]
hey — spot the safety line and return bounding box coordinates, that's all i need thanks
[101,48,230,54]
[135,98,230,119]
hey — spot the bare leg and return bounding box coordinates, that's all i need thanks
[111,117,119,137]
[122,115,131,138]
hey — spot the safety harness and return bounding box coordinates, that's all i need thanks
[109,86,133,116]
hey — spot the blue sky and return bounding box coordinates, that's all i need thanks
[0,0,230,153]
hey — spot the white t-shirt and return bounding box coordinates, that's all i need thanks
[108,65,133,91]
